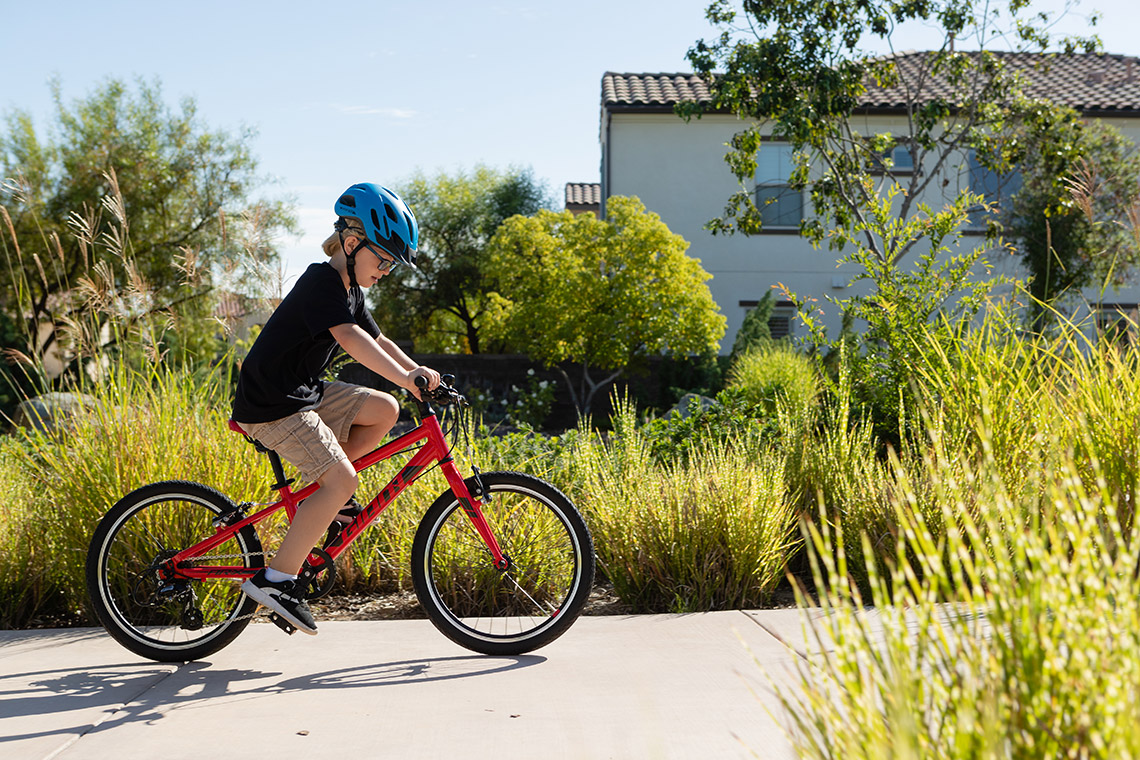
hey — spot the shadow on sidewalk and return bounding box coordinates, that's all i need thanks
[0,654,544,745]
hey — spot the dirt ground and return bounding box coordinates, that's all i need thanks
[309,582,635,622]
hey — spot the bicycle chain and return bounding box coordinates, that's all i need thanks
[175,550,331,628]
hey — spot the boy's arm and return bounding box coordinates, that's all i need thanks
[330,323,440,395]
[374,331,418,372]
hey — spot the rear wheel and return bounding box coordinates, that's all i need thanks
[411,471,595,655]
[86,481,263,662]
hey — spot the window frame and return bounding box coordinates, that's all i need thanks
[753,141,804,233]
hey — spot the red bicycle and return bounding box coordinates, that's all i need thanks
[85,376,595,663]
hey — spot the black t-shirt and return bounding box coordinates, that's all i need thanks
[232,262,381,423]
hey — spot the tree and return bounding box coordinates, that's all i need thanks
[681,0,1099,254]
[484,196,726,414]
[680,0,1100,440]
[976,102,1140,319]
[370,165,553,353]
[730,289,776,364]
[0,77,296,373]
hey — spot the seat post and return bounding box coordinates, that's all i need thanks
[264,450,292,492]
[229,420,295,492]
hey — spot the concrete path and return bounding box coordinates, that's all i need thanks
[0,611,816,760]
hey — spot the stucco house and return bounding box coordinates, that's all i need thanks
[571,52,1140,350]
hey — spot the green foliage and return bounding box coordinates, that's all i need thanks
[466,369,557,429]
[3,360,278,626]
[682,0,1104,440]
[0,77,296,373]
[485,196,726,414]
[977,101,1140,316]
[684,0,1098,245]
[727,343,819,419]
[573,397,801,612]
[791,184,1009,445]
[729,289,776,363]
[371,164,554,353]
[778,431,1140,758]
[640,387,771,466]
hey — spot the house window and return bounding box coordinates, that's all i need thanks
[768,307,795,339]
[739,299,797,338]
[871,142,915,174]
[755,143,802,229]
[967,150,1021,228]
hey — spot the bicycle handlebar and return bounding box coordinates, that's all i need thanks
[414,373,466,407]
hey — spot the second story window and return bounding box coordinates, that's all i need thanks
[967,149,1022,229]
[871,142,916,174]
[755,143,803,229]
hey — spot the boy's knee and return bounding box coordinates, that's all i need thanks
[319,459,358,495]
[370,391,399,423]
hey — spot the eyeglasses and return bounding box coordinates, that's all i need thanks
[358,240,399,273]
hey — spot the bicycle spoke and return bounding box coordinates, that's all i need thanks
[413,473,593,654]
[89,483,262,662]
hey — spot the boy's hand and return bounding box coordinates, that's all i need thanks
[406,366,441,398]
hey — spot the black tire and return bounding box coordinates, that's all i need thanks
[411,471,595,655]
[86,481,264,662]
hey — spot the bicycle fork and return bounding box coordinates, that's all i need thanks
[437,459,509,571]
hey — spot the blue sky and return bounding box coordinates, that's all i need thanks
[3,0,1135,280]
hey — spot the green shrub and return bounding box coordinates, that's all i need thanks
[729,289,777,364]
[0,436,64,626]
[776,431,1140,759]
[12,363,280,625]
[727,344,819,419]
[573,399,800,612]
[639,387,772,465]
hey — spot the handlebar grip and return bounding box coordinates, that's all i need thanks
[414,375,429,389]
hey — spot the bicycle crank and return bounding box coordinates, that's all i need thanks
[300,547,336,600]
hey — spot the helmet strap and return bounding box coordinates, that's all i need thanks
[337,228,361,289]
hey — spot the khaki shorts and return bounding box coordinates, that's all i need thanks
[236,382,373,484]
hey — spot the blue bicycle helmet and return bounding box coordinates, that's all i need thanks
[334,183,419,268]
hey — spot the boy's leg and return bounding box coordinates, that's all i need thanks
[235,410,360,575]
[317,383,400,462]
[321,388,400,535]
[240,385,400,574]
[270,459,358,574]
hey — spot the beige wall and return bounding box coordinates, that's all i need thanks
[604,110,1140,351]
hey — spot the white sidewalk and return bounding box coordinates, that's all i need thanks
[0,611,811,760]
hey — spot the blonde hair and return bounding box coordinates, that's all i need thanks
[321,217,366,257]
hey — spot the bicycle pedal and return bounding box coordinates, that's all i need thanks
[268,612,297,636]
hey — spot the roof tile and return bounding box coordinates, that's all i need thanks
[565,182,601,206]
[603,52,1140,114]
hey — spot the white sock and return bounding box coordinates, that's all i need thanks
[264,568,298,584]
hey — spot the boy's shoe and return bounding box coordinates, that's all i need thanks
[323,496,366,550]
[332,496,365,525]
[241,569,318,635]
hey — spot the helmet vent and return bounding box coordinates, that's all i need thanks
[385,203,398,222]
[370,208,384,233]
[338,194,356,208]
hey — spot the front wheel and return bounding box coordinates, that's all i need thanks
[86,481,264,662]
[412,471,595,655]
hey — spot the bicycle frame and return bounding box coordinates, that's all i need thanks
[169,403,505,582]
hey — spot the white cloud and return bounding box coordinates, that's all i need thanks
[338,105,417,119]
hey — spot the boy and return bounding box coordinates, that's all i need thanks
[233,182,440,634]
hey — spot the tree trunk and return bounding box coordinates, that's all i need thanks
[558,361,624,417]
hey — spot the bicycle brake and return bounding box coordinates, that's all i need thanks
[471,466,492,503]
